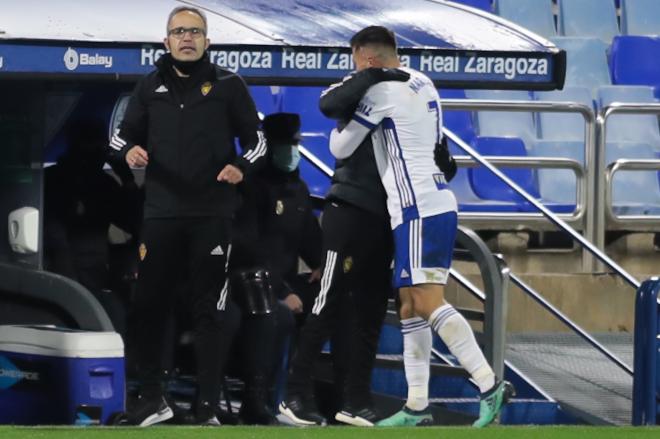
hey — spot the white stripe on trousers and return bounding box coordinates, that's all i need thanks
[408,219,422,270]
[311,250,337,315]
[416,219,422,269]
[216,243,232,311]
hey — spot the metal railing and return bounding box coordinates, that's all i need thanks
[498,255,634,376]
[444,125,640,289]
[453,226,510,379]
[301,100,660,265]
[595,103,660,247]
[442,99,597,267]
[605,159,660,227]
[454,155,586,227]
[298,98,642,283]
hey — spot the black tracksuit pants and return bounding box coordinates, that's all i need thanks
[287,201,393,409]
[133,217,232,407]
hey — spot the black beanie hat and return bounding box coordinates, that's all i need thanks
[263,112,301,145]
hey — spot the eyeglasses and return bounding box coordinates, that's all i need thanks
[168,27,205,39]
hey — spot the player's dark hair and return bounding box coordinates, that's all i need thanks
[350,26,397,51]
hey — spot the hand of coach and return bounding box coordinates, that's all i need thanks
[125,145,149,167]
[126,145,244,184]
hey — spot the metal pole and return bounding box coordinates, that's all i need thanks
[596,103,660,262]
[443,127,640,290]
[507,268,634,376]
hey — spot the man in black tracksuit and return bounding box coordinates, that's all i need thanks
[229,113,323,424]
[232,113,323,311]
[108,6,265,426]
[279,69,458,426]
[279,68,410,426]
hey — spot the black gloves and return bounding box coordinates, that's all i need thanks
[433,136,457,183]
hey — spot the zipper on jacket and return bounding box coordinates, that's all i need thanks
[176,94,185,207]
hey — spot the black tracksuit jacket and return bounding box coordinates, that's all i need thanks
[319,70,390,218]
[231,167,323,299]
[110,53,265,219]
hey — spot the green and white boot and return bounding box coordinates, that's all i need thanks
[473,380,515,428]
[377,406,433,427]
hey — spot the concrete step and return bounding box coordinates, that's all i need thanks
[446,232,660,333]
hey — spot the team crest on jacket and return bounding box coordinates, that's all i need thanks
[139,243,147,261]
[275,200,284,215]
[201,82,213,96]
[343,256,353,273]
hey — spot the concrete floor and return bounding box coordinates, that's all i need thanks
[445,232,660,333]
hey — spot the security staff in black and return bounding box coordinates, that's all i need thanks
[229,113,323,425]
[232,113,323,311]
[109,6,265,427]
[279,69,457,426]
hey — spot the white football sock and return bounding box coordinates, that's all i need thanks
[401,317,432,411]
[429,304,495,393]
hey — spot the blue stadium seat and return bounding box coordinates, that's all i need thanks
[280,86,335,134]
[605,141,660,215]
[597,86,660,149]
[532,140,584,207]
[465,90,536,150]
[468,136,576,213]
[557,0,620,42]
[450,166,529,212]
[451,0,493,12]
[610,36,660,88]
[496,0,556,38]
[534,86,593,141]
[621,0,660,36]
[438,90,530,212]
[469,136,540,203]
[248,86,279,119]
[551,37,611,92]
[532,88,592,210]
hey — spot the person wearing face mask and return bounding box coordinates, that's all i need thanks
[108,6,265,426]
[232,113,323,330]
[228,112,323,424]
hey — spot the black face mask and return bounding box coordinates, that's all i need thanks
[171,56,205,76]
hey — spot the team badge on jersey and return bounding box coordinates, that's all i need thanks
[201,82,213,96]
[423,269,444,283]
[275,200,284,215]
[139,243,147,261]
[343,256,353,273]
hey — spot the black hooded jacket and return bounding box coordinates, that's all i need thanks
[109,53,265,219]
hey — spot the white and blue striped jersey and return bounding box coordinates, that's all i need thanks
[351,67,457,229]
